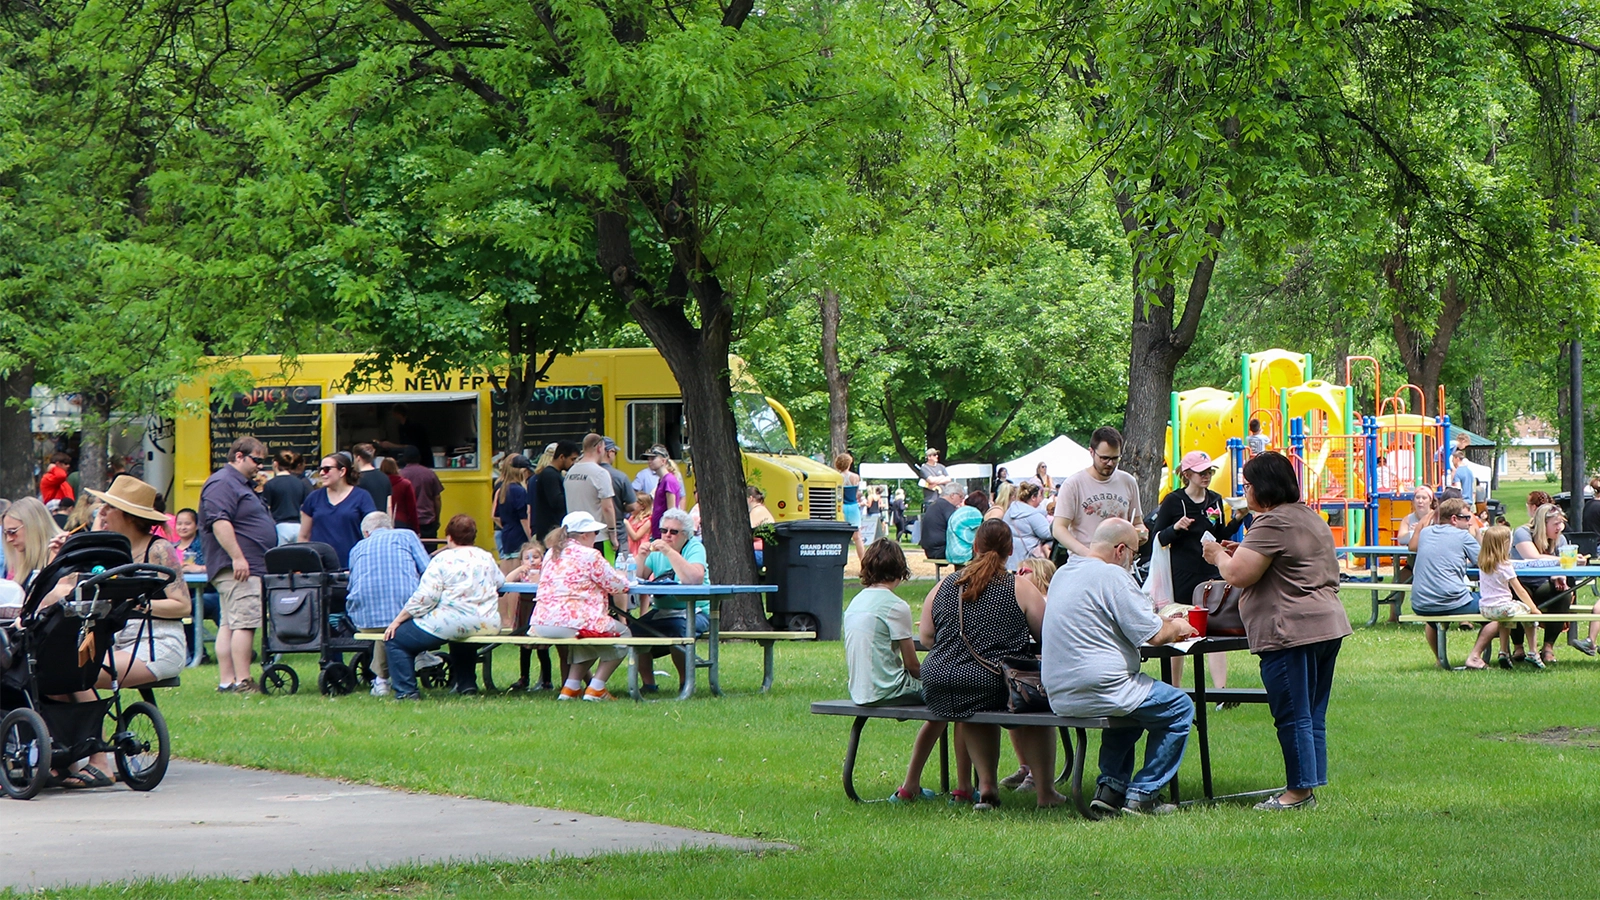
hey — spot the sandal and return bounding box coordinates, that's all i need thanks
[1498,652,1513,670]
[948,789,975,806]
[62,765,115,789]
[973,794,1002,811]
[1463,657,1487,670]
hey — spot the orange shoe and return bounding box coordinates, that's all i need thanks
[557,686,582,701]
[582,687,615,702]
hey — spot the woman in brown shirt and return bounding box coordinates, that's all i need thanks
[1203,452,1352,812]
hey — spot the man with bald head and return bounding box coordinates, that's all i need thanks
[1042,518,1197,818]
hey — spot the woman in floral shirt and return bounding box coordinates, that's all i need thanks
[382,514,504,700]
[529,511,631,702]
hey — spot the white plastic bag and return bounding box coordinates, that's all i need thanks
[1144,539,1174,610]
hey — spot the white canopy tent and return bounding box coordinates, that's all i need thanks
[998,436,1092,484]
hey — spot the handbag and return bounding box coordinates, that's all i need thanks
[956,590,1051,713]
[1193,580,1246,636]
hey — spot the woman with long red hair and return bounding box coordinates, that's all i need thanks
[918,519,1062,810]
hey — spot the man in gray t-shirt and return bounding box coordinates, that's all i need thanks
[1408,498,1481,615]
[1040,518,1196,816]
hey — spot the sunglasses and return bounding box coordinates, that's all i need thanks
[319,465,339,473]
[250,456,268,466]
[661,527,684,536]
[2,527,19,537]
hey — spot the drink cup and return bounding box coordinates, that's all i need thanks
[1562,545,1578,569]
[1187,607,1208,637]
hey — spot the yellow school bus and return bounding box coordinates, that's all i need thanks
[170,351,843,550]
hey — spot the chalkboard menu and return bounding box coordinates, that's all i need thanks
[492,384,604,456]
[210,386,323,470]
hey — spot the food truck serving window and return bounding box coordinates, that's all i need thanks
[627,400,685,462]
[316,392,479,469]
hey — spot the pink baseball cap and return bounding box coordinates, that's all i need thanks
[1179,450,1215,474]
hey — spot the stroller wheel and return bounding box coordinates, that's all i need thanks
[352,651,376,687]
[260,663,299,696]
[112,701,170,791]
[418,660,451,690]
[318,662,355,696]
[0,708,51,800]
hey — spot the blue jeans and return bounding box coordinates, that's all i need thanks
[385,620,479,698]
[1098,680,1194,802]
[637,608,709,638]
[1258,638,1342,791]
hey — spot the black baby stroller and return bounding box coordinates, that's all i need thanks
[258,542,374,696]
[0,532,174,800]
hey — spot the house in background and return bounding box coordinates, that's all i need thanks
[1498,417,1560,481]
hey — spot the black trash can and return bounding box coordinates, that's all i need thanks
[762,520,856,640]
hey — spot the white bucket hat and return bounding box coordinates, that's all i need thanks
[561,511,607,534]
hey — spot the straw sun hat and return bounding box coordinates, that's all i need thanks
[86,477,167,523]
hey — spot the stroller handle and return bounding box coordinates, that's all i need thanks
[76,563,179,591]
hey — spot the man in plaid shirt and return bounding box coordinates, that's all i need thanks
[348,511,433,697]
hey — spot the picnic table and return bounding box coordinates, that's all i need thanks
[183,572,210,667]
[500,581,777,697]
[1336,546,1417,625]
[1139,636,1277,804]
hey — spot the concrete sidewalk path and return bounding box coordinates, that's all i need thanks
[0,760,776,890]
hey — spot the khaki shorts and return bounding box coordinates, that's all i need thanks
[214,568,263,630]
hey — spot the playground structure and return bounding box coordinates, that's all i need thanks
[1166,350,1456,546]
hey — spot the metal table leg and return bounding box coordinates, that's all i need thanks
[187,585,205,668]
[760,640,775,692]
[1069,728,1091,818]
[1194,648,1213,799]
[479,646,497,693]
[706,598,722,696]
[843,716,868,802]
[1435,625,1450,668]
[627,647,642,701]
[938,725,949,794]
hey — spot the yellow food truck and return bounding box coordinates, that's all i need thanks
[170,350,843,549]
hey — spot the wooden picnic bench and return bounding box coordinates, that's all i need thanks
[356,632,695,700]
[471,629,815,696]
[1399,613,1600,668]
[1341,581,1413,625]
[927,558,957,580]
[811,699,1135,818]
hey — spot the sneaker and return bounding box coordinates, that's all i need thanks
[1122,797,1178,816]
[557,686,582,701]
[1216,701,1242,711]
[233,678,260,695]
[414,650,444,670]
[640,684,660,694]
[369,677,392,698]
[1570,638,1597,657]
[1000,767,1031,789]
[394,692,421,701]
[582,687,615,702]
[1527,652,1547,670]
[216,683,236,693]
[1088,785,1126,820]
[532,681,554,692]
[1017,773,1036,792]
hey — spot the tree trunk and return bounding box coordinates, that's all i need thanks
[1391,273,1465,418]
[1465,374,1490,468]
[0,365,35,500]
[595,210,765,630]
[820,288,849,459]
[78,392,114,493]
[1116,216,1224,510]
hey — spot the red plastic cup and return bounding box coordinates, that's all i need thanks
[1187,607,1208,637]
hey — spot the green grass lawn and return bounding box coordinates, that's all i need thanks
[22,585,1600,899]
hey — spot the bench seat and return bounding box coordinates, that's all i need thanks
[353,631,695,700]
[135,675,181,706]
[1398,613,1600,668]
[811,699,1138,817]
